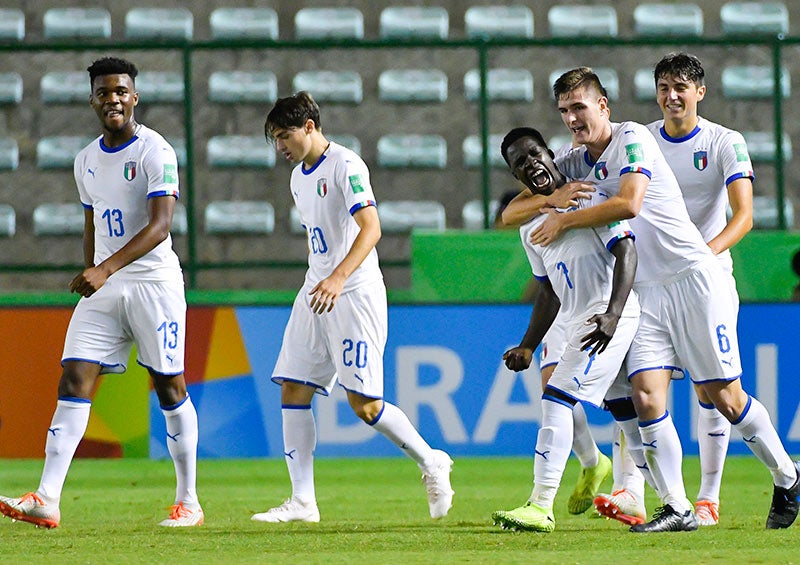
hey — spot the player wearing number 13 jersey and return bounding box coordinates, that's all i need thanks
[254,91,453,525]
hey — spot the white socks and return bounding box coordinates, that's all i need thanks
[281,405,317,503]
[530,398,574,506]
[571,402,599,468]
[639,412,691,513]
[37,398,91,502]
[370,402,434,468]
[733,396,797,488]
[696,401,731,503]
[162,395,199,508]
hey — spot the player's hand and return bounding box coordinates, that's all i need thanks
[580,312,620,356]
[309,274,346,314]
[69,266,109,298]
[546,181,595,209]
[503,347,533,372]
[530,208,565,246]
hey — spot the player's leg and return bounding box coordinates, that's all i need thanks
[702,379,800,529]
[694,382,729,526]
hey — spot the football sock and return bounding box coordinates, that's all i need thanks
[571,402,599,468]
[282,405,317,503]
[162,395,200,508]
[696,400,730,503]
[639,412,691,513]
[532,397,574,494]
[612,423,624,490]
[37,397,91,502]
[732,396,797,488]
[369,402,434,467]
[615,417,653,498]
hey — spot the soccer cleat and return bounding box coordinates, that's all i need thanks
[766,461,800,529]
[0,492,60,529]
[594,489,646,526]
[420,449,454,519]
[629,504,698,533]
[251,498,320,523]
[694,500,719,526]
[158,502,204,527]
[568,452,612,514]
[491,501,555,532]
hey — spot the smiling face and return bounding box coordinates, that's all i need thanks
[89,73,138,138]
[656,72,705,125]
[505,136,563,196]
[557,85,611,157]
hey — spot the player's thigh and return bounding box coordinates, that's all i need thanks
[540,310,568,372]
[126,279,186,375]
[625,286,682,378]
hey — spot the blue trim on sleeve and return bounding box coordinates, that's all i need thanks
[605,232,635,251]
[99,135,139,153]
[659,124,701,143]
[147,190,179,199]
[349,200,376,215]
[620,166,652,178]
[301,153,327,175]
[725,171,755,185]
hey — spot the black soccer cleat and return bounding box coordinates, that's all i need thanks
[629,504,698,533]
[766,461,800,529]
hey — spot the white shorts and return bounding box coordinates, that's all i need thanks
[626,259,742,384]
[272,280,387,398]
[62,276,186,375]
[547,312,639,407]
[540,310,568,370]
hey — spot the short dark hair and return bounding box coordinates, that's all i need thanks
[654,52,705,87]
[265,91,322,141]
[87,57,138,89]
[500,127,549,165]
[553,67,608,101]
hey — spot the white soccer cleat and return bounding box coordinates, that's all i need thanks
[420,449,454,519]
[694,500,719,526]
[158,502,205,527]
[0,492,60,529]
[251,498,320,523]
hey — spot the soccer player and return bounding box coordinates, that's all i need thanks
[0,57,202,528]
[251,91,453,524]
[490,127,641,532]
[596,52,755,527]
[532,67,799,532]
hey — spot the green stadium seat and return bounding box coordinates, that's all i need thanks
[292,71,362,103]
[377,135,447,168]
[0,204,15,237]
[295,8,364,40]
[634,68,656,101]
[125,8,193,40]
[462,199,500,230]
[40,71,86,103]
[549,5,618,37]
[464,68,533,102]
[136,72,184,103]
[208,71,277,104]
[36,136,94,169]
[327,135,361,154]
[465,6,534,39]
[209,8,278,40]
[171,202,187,235]
[549,67,619,100]
[633,3,703,37]
[0,138,19,170]
[722,65,790,99]
[0,72,22,104]
[207,136,276,168]
[462,134,505,168]
[742,131,792,162]
[378,69,448,103]
[205,201,275,235]
[0,9,25,41]
[44,8,111,39]
[379,7,449,39]
[33,203,85,236]
[721,2,789,36]
[752,195,794,229]
[379,201,446,232]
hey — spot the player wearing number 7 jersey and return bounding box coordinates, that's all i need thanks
[0,57,202,529]
[252,91,453,524]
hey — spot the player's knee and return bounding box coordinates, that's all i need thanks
[150,372,187,406]
[349,396,382,423]
[58,362,99,398]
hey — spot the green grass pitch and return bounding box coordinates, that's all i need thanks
[1,455,798,563]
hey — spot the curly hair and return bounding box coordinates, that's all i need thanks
[87,57,138,88]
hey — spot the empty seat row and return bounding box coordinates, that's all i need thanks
[0,3,789,42]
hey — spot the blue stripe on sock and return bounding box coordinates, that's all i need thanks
[731,395,753,425]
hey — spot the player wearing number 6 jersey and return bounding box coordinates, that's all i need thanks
[0,57,202,529]
[252,91,453,524]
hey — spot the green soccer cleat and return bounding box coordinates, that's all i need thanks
[492,501,555,532]
[568,452,612,514]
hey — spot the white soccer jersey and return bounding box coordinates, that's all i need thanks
[291,141,383,292]
[556,121,713,285]
[73,125,182,281]
[519,193,639,324]
[647,117,754,274]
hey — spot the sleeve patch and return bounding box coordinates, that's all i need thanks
[163,163,178,184]
[733,143,750,162]
[349,174,365,194]
[625,143,644,164]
